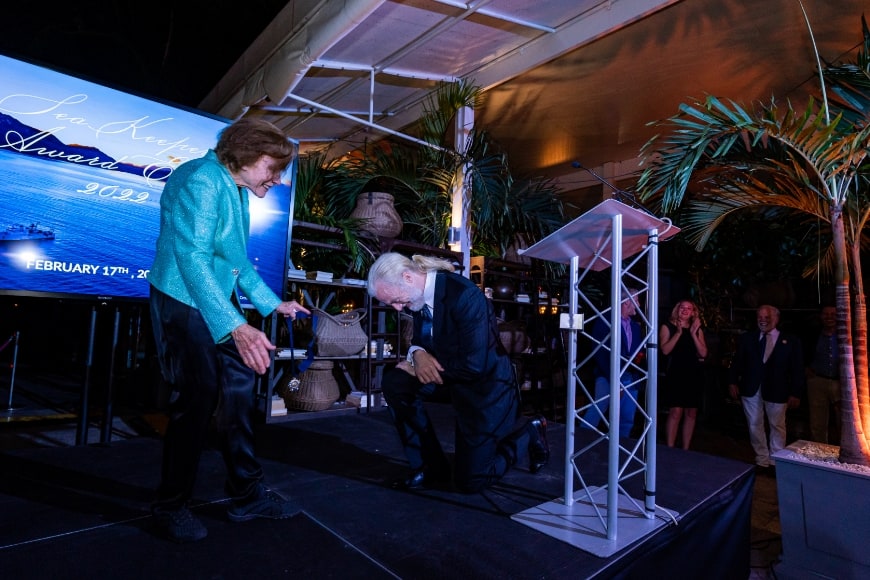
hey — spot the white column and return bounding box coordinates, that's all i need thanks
[452,105,472,275]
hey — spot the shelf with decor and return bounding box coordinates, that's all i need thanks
[258,218,470,421]
[469,256,567,421]
[258,220,374,423]
[363,297,408,410]
[260,277,373,423]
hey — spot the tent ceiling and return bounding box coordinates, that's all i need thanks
[201,0,868,211]
[3,1,867,211]
[202,0,686,201]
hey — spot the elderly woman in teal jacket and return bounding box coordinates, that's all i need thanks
[148,118,309,543]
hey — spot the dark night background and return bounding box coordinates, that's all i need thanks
[0,1,288,399]
[0,1,288,109]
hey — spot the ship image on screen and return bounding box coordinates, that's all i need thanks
[0,54,296,302]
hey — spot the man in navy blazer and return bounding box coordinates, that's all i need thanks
[729,305,804,468]
[367,253,549,493]
[581,287,644,438]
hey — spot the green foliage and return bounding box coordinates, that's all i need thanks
[636,92,870,284]
[824,16,870,127]
[289,150,373,274]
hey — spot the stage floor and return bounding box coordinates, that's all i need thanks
[0,399,756,579]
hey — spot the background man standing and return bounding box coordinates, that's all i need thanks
[581,287,644,438]
[804,305,840,444]
[729,305,804,469]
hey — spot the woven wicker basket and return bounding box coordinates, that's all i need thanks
[349,191,403,238]
[312,308,368,357]
[283,360,340,411]
[498,319,531,354]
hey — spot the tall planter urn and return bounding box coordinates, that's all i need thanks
[350,191,403,238]
[772,440,870,579]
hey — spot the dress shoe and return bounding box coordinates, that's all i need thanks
[391,468,449,490]
[755,464,775,476]
[152,507,207,543]
[528,415,550,474]
[227,487,300,522]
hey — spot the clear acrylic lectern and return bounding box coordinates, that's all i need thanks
[511,199,681,556]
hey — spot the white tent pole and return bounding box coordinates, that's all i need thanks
[452,105,472,273]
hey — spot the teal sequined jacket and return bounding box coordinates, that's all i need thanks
[147,150,281,343]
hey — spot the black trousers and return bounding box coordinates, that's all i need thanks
[381,367,528,493]
[149,286,263,512]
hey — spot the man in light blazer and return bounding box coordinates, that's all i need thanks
[729,304,804,469]
[367,253,549,493]
[148,118,309,542]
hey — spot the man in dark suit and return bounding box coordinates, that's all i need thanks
[580,287,644,438]
[367,252,549,493]
[804,305,840,444]
[728,304,804,468]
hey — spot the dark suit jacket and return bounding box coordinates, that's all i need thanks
[591,316,642,380]
[729,329,805,403]
[412,271,517,435]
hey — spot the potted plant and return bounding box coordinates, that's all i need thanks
[635,15,870,579]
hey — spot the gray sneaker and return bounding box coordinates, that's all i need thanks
[227,488,300,522]
[153,507,208,543]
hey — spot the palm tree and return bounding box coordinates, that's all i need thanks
[635,19,870,466]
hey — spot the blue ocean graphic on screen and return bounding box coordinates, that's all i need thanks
[0,54,295,301]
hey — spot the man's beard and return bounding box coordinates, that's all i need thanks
[406,287,426,311]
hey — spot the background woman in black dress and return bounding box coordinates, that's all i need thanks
[660,300,708,449]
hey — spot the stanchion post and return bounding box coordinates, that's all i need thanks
[5,331,20,411]
[100,308,121,443]
[76,307,98,446]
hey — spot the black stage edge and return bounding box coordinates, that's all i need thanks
[0,404,753,579]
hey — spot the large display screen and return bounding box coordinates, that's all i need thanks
[0,54,296,302]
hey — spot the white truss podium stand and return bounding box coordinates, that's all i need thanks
[511,199,681,556]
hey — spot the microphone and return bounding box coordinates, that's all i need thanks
[571,160,657,216]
